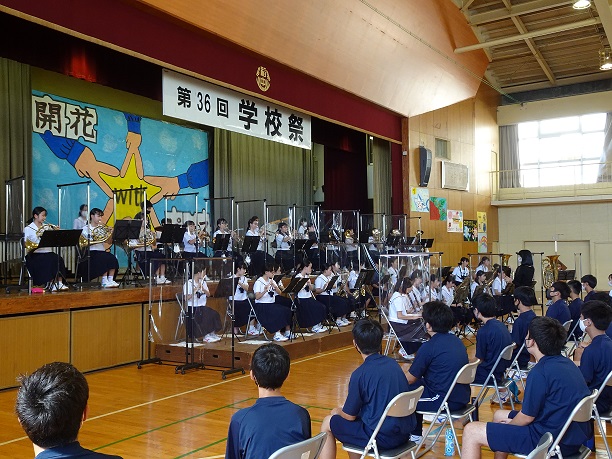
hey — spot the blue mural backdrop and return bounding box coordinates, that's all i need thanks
[31,91,210,228]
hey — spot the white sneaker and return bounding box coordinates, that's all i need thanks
[156,276,171,285]
[273,331,288,342]
[203,334,216,343]
[248,326,260,336]
[410,435,423,443]
[465,325,475,334]
[336,319,345,327]
[341,318,351,326]
[312,324,326,333]
[209,333,222,342]
[58,282,69,291]
[106,279,119,288]
[423,413,447,423]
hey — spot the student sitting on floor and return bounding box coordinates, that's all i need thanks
[462,316,592,459]
[319,319,414,459]
[405,301,470,444]
[471,293,513,404]
[226,344,311,459]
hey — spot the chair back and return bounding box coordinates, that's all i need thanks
[548,390,598,458]
[525,432,552,459]
[508,341,524,369]
[385,386,425,418]
[268,432,327,459]
[456,359,481,385]
[561,320,572,333]
[596,370,612,399]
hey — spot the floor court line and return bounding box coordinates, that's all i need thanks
[0,346,353,449]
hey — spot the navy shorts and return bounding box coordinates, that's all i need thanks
[486,410,535,455]
[330,415,371,448]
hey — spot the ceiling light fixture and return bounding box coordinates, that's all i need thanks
[600,48,612,70]
[572,0,591,9]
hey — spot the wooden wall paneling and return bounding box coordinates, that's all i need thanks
[461,100,475,145]
[71,305,143,372]
[433,107,448,140]
[448,104,462,142]
[0,312,70,389]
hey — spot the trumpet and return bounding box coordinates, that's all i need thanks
[25,223,59,252]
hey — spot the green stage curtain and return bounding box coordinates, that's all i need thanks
[372,136,391,215]
[213,129,313,206]
[0,57,31,233]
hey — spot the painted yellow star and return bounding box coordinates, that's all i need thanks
[99,153,161,223]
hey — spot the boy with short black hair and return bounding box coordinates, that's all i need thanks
[472,294,513,387]
[462,316,592,459]
[545,281,571,324]
[510,286,538,370]
[320,319,414,459]
[405,301,470,443]
[574,300,612,414]
[15,362,122,458]
[581,274,597,302]
[226,343,310,459]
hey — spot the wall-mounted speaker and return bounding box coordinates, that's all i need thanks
[419,146,432,187]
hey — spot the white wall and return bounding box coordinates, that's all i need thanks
[498,201,612,287]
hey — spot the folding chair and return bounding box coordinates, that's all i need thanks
[342,386,425,459]
[524,433,553,459]
[472,342,516,410]
[506,341,530,392]
[245,299,271,341]
[542,389,597,459]
[562,320,582,357]
[268,432,327,459]
[415,359,481,458]
[379,307,424,360]
[592,370,612,458]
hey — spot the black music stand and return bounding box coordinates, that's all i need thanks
[283,276,309,341]
[158,224,185,279]
[242,236,260,253]
[386,234,401,247]
[294,239,314,262]
[38,229,82,291]
[319,274,341,332]
[420,238,434,249]
[113,219,143,287]
[213,234,231,254]
[215,276,245,379]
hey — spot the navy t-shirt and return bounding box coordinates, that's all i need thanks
[226,396,311,459]
[511,309,536,369]
[409,332,470,406]
[522,355,592,449]
[568,298,584,339]
[546,299,571,324]
[343,353,414,445]
[36,442,122,458]
[475,319,513,383]
[580,334,612,412]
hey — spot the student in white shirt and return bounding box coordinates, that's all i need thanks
[452,257,470,285]
[314,262,351,327]
[183,267,222,343]
[388,277,426,360]
[72,204,88,230]
[77,208,119,287]
[295,261,326,333]
[228,263,256,336]
[253,265,292,341]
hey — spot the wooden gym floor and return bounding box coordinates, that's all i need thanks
[0,340,609,458]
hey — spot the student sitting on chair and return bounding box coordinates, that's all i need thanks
[462,316,592,459]
[253,265,292,342]
[183,267,222,343]
[471,294,513,403]
[581,274,597,303]
[226,344,311,459]
[229,262,255,336]
[388,277,426,361]
[545,281,571,324]
[405,301,470,444]
[574,300,612,414]
[509,286,538,370]
[319,318,414,459]
[567,280,584,340]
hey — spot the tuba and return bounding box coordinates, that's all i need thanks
[542,254,560,290]
[79,224,113,249]
[371,228,381,242]
[501,254,512,266]
[25,223,59,253]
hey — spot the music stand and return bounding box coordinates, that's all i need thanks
[420,238,434,249]
[273,273,284,285]
[38,229,82,291]
[213,234,231,253]
[386,234,401,247]
[113,219,144,287]
[283,277,309,342]
[158,224,185,279]
[242,236,260,253]
[294,239,314,265]
[215,276,245,379]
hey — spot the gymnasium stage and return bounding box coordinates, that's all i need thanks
[0,282,355,389]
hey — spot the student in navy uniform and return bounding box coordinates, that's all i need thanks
[567,280,584,340]
[405,301,470,443]
[472,294,513,386]
[462,316,592,459]
[319,319,414,459]
[226,344,311,459]
[15,362,122,459]
[510,286,538,370]
[545,281,571,324]
[574,300,612,414]
[581,274,597,303]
